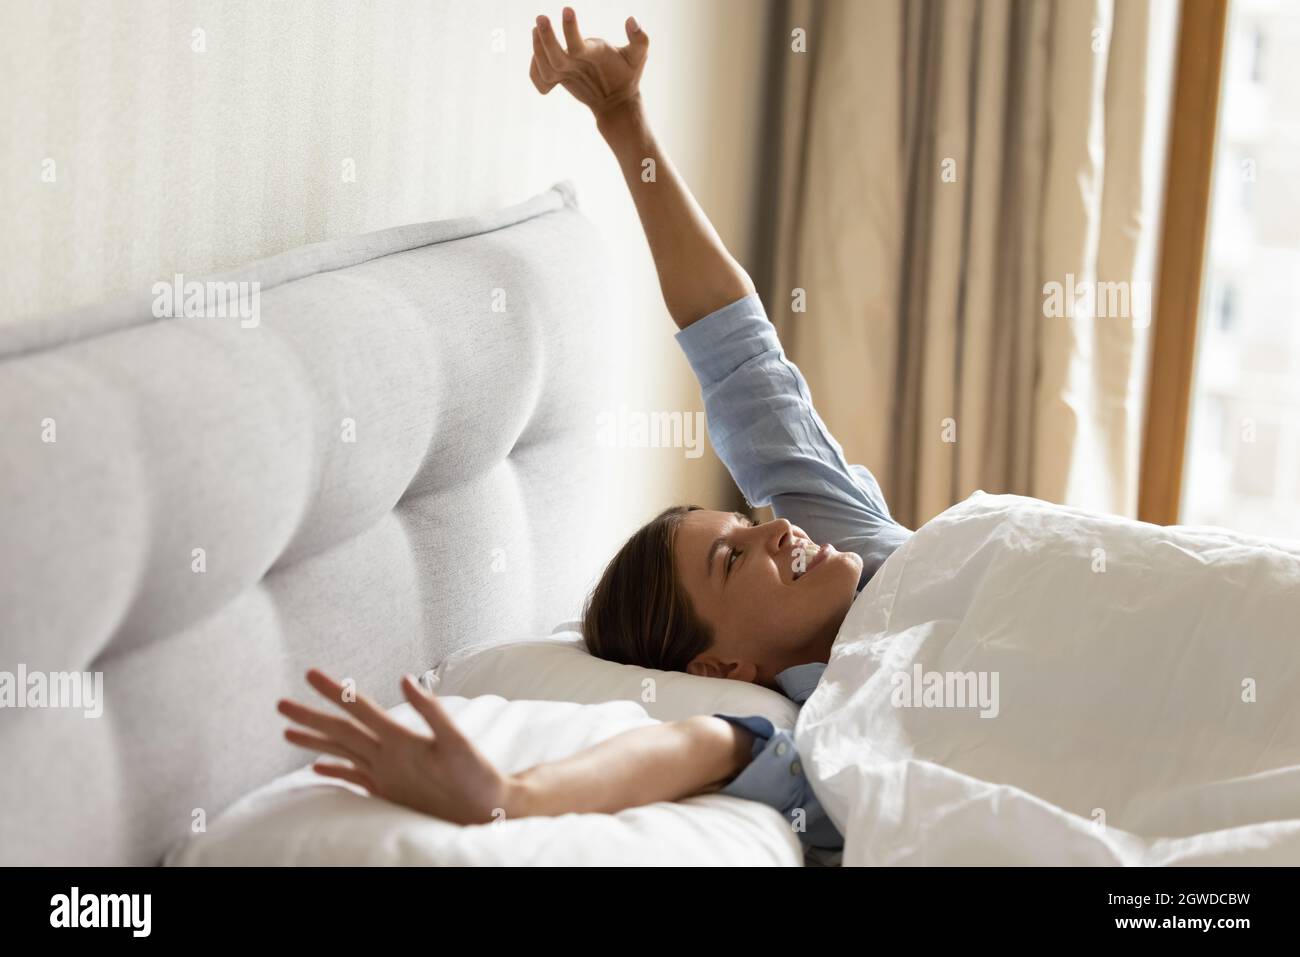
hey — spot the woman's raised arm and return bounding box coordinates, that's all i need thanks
[531,9,754,328]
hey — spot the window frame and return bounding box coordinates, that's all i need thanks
[1138,0,1230,525]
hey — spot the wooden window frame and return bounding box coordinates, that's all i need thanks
[1138,0,1230,525]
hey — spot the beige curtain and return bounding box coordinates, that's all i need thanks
[763,0,1178,528]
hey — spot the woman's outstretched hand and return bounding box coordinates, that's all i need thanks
[278,669,518,825]
[530,8,648,120]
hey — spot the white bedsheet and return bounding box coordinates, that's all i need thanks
[798,492,1300,865]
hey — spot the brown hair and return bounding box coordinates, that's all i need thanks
[581,505,715,672]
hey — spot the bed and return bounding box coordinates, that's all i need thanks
[7,182,1297,868]
[0,183,802,866]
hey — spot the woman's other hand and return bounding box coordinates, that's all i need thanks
[530,8,648,121]
[281,669,759,828]
[278,669,518,825]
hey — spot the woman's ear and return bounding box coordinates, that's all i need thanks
[685,656,760,684]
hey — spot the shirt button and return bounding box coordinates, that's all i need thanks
[775,742,789,757]
[790,761,802,776]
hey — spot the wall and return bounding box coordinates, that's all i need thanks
[0,0,772,569]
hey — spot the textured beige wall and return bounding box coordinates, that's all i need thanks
[1,0,770,543]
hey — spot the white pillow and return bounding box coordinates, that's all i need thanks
[423,622,800,731]
[165,694,802,867]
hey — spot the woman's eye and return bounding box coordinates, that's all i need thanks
[727,549,741,572]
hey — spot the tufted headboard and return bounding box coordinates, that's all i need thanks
[0,182,617,865]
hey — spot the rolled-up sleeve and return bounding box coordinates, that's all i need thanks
[713,713,843,851]
[676,294,912,588]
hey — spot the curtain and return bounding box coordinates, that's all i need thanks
[760,0,1178,528]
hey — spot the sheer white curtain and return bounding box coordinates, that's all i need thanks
[763,0,1178,527]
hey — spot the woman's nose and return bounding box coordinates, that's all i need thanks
[764,518,795,551]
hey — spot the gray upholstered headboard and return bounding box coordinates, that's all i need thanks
[0,182,615,865]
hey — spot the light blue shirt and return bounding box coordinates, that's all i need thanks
[675,293,914,852]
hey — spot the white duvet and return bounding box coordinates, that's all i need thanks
[798,492,1300,865]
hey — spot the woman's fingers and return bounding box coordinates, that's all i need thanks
[400,674,461,744]
[560,6,585,54]
[621,16,649,68]
[305,668,401,737]
[531,29,559,88]
[277,698,380,761]
[529,53,554,93]
[312,760,377,793]
[534,15,570,73]
[284,727,370,767]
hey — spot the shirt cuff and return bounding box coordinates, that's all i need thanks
[674,293,779,389]
[713,712,777,759]
[712,715,807,818]
[712,715,843,852]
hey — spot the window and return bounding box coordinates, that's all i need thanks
[1180,0,1300,539]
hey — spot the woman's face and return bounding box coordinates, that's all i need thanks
[673,510,862,689]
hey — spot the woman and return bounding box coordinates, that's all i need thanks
[277,8,909,853]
